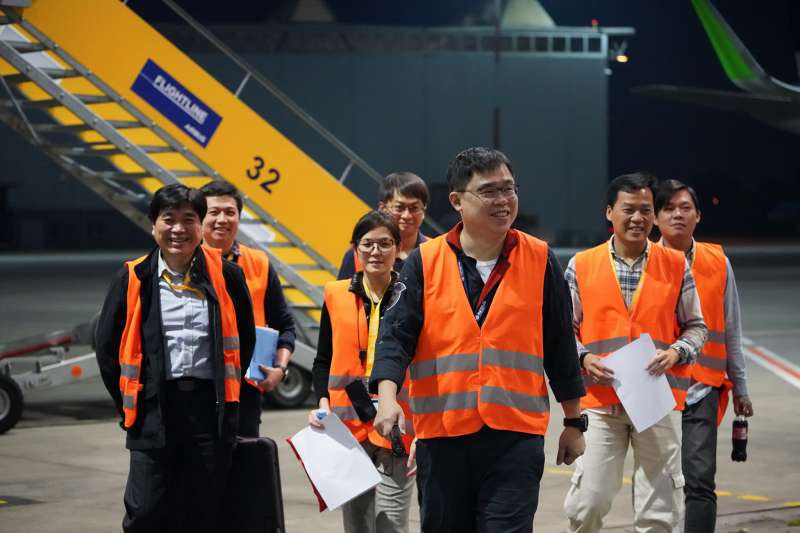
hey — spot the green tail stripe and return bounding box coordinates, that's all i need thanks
[691,0,755,81]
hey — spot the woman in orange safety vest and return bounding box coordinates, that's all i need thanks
[308,210,415,533]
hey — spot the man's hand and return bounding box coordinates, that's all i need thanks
[406,438,418,477]
[647,348,680,376]
[374,380,404,438]
[256,365,284,392]
[733,395,754,417]
[556,427,585,465]
[584,354,615,385]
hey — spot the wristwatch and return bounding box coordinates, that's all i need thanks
[564,414,589,432]
[673,344,688,364]
[279,365,289,382]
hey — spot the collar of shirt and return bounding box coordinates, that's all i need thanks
[445,221,518,315]
[415,232,429,247]
[224,240,241,262]
[158,251,194,280]
[348,270,398,304]
[656,237,696,264]
[608,236,649,267]
[445,221,519,257]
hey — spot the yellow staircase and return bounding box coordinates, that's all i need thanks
[0,0,379,345]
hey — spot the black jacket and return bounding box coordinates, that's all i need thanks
[95,247,255,450]
[312,271,398,401]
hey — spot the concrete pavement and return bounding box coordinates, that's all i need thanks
[1,251,799,531]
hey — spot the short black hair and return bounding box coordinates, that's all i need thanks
[350,210,401,246]
[378,172,429,206]
[148,184,206,222]
[654,179,700,214]
[199,181,243,213]
[446,147,514,193]
[607,172,659,208]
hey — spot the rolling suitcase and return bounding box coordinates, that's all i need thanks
[223,436,286,533]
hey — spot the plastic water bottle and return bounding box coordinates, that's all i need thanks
[731,415,748,462]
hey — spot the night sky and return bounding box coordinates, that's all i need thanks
[138,0,800,240]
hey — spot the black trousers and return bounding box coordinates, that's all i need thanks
[416,426,545,533]
[238,382,263,438]
[122,379,233,533]
[682,387,720,533]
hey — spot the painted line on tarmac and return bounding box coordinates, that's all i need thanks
[547,467,793,505]
[742,337,800,390]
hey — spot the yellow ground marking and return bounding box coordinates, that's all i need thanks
[542,469,780,504]
[783,502,800,507]
[738,495,770,502]
[544,467,572,476]
[0,499,7,505]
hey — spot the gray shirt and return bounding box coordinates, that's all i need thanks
[158,253,213,380]
[684,243,749,404]
[564,238,708,364]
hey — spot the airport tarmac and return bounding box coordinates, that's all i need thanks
[1,250,799,532]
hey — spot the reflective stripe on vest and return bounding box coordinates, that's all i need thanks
[118,247,242,429]
[690,242,728,387]
[202,245,243,403]
[575,242,692,410]
[118,255,147,429]
[412,231,549,439]
[324,280,415,451]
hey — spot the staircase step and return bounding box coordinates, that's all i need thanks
[4,40,46,53]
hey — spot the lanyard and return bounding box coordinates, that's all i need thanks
[161,271,205,299]
[457,257,490,323]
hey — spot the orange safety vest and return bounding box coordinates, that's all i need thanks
[575,241,692,410]
[689,242,728,388]
[236,244,270,390]
[237,244,269,328]
[410,231,549,440]
[118,246,242,429]
[324,279,414,452]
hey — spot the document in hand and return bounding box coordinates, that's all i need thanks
[286,413,381,512]
[602,334,676,433]
[247,326,279,381]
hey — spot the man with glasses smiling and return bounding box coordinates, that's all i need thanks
[337,172,430,280]
[370,147,586,532]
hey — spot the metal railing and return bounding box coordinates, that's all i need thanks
[158,0,446,235]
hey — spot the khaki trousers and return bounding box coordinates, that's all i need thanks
[564,409,685,533]
[341,440,415,533]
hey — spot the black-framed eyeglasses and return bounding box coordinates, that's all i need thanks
[356,239,396,253]
[386,202,426,216]
[462,183,519,202]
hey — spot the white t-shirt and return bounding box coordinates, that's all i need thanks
[475,259,497,284]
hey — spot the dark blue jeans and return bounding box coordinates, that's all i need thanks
[416,426,545,533]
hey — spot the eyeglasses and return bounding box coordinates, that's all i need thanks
[357,239,396,253]
[463,184,519,202]
[386,202,425,216]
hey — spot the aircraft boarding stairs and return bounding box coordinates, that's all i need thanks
[0,0,439,422]
[0,0,386,350]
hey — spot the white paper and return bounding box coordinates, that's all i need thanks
[602,334,676,432]
[288,413,381,511]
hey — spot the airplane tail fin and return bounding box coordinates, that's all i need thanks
[691,0,792,95]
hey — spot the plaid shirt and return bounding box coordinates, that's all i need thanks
[564,237,707,364]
